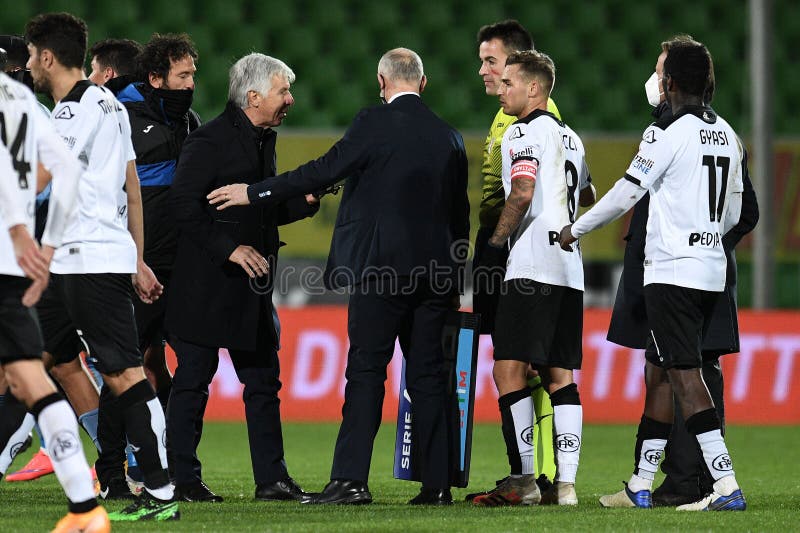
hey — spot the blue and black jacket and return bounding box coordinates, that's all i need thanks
[115,81,201,271]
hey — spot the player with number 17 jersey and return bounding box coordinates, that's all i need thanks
[501,110,591,290]
[623,109,744,291]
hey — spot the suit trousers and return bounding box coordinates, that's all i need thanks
[167,311,288,487]
[331,281,451,489]
[660,357,725,496]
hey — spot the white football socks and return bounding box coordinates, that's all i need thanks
[36,400,95,504]
[553,404,582,483]
[510,394,535,475]
[696,429,736,482]
[0,413,35,475]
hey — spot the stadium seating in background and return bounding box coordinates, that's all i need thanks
[1,0,791,133]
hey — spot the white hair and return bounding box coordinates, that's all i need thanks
[377,48,424,84]
[228,53,295,108]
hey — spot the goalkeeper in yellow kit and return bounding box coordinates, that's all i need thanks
[467,20,559,502]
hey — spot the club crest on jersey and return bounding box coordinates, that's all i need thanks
[643,130,656,143]
[55,106,74,120]
[508,126,525,140]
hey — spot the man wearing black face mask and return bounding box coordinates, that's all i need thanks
[115,33,200,419]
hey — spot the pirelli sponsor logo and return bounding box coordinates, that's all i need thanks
[509,146,537,160]
[510,157,538,181]
[632,154,655,175]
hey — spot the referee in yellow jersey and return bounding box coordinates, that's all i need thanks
[467,20,559,500]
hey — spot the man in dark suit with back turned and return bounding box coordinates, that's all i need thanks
[166,53,316,503]
[209,48,470,506]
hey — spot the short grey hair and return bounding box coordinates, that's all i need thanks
[228,53,295,108]
[377,48,424,84]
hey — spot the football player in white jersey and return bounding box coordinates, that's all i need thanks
[25,13,177,521]
[472,50,595,507]
[0,71,110,532]
[560,40,746,511]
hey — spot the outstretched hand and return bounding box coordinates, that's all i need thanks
[208,184,250,210]
[558,224,577,252]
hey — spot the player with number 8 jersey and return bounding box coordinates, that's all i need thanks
[500,103,590,289]
[473,49,595,508]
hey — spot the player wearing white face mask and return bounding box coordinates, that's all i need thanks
[607,35,759,508]
[644,71,665,108]
[561,37,750,512]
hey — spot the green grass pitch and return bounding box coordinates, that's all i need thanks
[3,422,798,532]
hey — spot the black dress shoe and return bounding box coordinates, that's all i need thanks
[652,490,702,507]
[409,487,453,505]
[651,483,701,507]
[175,480,223,502]
[302,479,372,505]
[255,477,305,501]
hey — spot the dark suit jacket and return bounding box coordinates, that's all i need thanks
[247,94,470,292]
[608,104,759,352]
[166,102,317,351]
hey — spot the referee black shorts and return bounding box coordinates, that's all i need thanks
[472,226,508,335]
[643,283,717,369]
[493,278,583,370]
[0,275,44,365]
[37,273,142,374]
